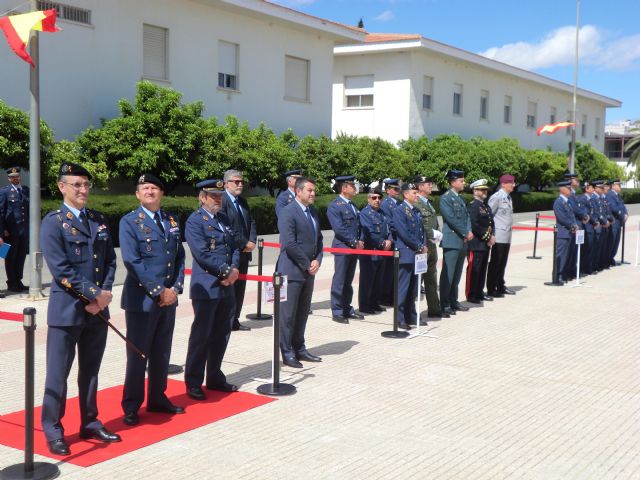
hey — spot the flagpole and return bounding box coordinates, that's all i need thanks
[28,0,44,299]
[569,0,580,174]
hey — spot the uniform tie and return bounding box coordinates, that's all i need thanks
[154,212,165,235]
[305,208,316,234]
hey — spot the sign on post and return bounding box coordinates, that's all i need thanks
[265,275,287,303]
[575,230,585,245]
[414,253,428,275]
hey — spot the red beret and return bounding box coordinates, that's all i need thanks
[500,174,515,184]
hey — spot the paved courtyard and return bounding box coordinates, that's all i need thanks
[1,206,639,479]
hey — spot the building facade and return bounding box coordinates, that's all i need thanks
[0,0,363,140]
[332,34,621,151]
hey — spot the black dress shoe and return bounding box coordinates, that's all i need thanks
[206,382,238,392]
[482,295,493,301]
[373,306,387,312]
[282,357,303,368]
[427,311,450,319]
[297,351,322,362]
[48,438,70,456]
[80,427,122,443]
[232,322,251,331]
[123,411,139,426]
[466,298,482,304]
[407,320,428,326]
[491,292,504,298]
[503,287,516,295]
[348,311,365,320]
[187,386,206,400]
[358,308,378,314]
[147,403,185,414]
[442,307,456,315]
[398,323,412,330]
[332,315,349,324]
[453,304,469,312]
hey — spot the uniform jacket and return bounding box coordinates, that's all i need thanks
[275,189,296,217]
[392,201,425,264]
[119,206,185,312]
[600,195,614,223]
[359,205,390,255]
[276,201,323,282]
[568,190,589,229]
[467,198,495,251]
[220,192,257,258]
[440,189,471,249]
[413,195,439,243]
[0,184,29,236]
[327,196,361,250]
[487,188,513,243]
[606,190,627,220]
[553,196,577,239]
[581,194,598,233]
[41,204,116,326]
[381,195,399,240]
[185,208,240,300]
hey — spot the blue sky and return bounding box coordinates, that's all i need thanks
[273,0,640,124]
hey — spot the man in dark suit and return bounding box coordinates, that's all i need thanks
[277,176,323,368]
[221,169,256,332]
[553,180,578,283]
[119,173,186,426]
[40,162,120,456]
[184,179,241,400]
[466,179,496,304]
[606,179,628,266]
[0,166,29,292]
[275,169,303,218]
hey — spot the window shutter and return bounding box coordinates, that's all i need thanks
[143,24,168,80]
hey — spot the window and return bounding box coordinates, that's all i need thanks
[504,95,512,124]
[422,76,433,110]
[345,75,374,108]
[595,117,601,140]
[550,106,557,124]
[143,24,168,80]
[284,55,310,102]
[526,101,537,128]
[453,83,463,115]
[581,114,587,137]
[218,41,238,90]
[37,1,91,24]
[480,90,489,120]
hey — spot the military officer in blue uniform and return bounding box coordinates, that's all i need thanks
[606,179,628,266]
[393,182,427,328]
[327,175,364,323]
[553,180,578,283]
[41,162,120,456]
[465,179,496,304]
[184,179,241,400]
[439,170,472,316]
[358,187,391,314]
[120,173,186,426]
[597,182,614,270]
[590,180,608,272]
[580,181,598,275]
[275,169,303,218]
[563,173,589,279]
[0,166,29,292]
[378,179,401,305]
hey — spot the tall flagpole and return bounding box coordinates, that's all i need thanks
[28,0,44,298]
[569,0,580,174]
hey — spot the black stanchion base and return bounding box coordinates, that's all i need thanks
[257,383,296,396]
[526,256,542,259]
[544,281,564,286]
[168,364,184,375]
[1,462,60,480]
[620,261,631,265]
[381,330,410,339]
[245,313,273,321]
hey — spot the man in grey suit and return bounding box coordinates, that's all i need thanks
[486,174,516,297]
[277,177,323,369]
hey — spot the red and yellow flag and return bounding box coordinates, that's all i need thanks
[0,9,59,66]
[536,121,575,136]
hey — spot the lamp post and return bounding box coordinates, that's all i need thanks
[569,0,580,174]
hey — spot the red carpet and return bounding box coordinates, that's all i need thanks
[0,379,275,467]
[0,310,22,322]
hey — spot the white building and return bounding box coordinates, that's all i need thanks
[332,34,621,151]
[0,0,363,140]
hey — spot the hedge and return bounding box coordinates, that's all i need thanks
[40,188,639,247]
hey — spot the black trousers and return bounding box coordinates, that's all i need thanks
[486,242,510,294]
[232,252,250,322]
[280,277,315,358]
[466,249,489,301]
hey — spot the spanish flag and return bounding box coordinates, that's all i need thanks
[0,9,59,67]
[536,121,575,136]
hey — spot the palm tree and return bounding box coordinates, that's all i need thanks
[625,127,640,166]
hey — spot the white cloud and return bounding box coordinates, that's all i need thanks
[374,10,395,22]
[480,25,640,71]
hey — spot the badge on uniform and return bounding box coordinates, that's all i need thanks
[70,227,78,235]
[75,247,81,256]
[169,216,177,228]
[66,212,73,220]
[203,215,209,221]
[210,238,216,249]
[62,222,70,229]
[139,212,145,219]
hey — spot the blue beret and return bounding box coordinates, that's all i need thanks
[59,162,92,180]
[196,179,225,192]
[401,182,417,191]
[137,173,165,191]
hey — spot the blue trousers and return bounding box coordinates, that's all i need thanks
[331,254,358,316]
[398,264,418,325]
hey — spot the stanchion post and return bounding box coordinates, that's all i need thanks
[544,226,564,286]
[381,249,409,338]
[257,273,296,396]
[527,213,542,259]
[1,308,60,480]
[620,222,630,265]
[246,238,273,320]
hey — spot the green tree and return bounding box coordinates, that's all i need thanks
[45,140,110,195]
[522,149,566,190]
[624,127,640,170]
[295,135,342,194]
[574,142,624,183]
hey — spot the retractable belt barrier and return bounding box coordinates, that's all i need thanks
[522,212,556,260]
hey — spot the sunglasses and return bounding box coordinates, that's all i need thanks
[228,180,245,185]
[369,195,382,200]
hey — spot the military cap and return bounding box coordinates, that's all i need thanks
[59,162,92,180]
[582,180,592,189]
[384,178,400,189]
[564,172,579,179]
[369,186,383,196]
[608,179,621,185]
[6,166,20,176]
[196,179,225,193]
[591,179,605,188]
[470,179,489,189]
[335,175,356,183]
[446,170,465,180]
[499,174,516,184]
[137,173,165,191]
[556,180,571,187]
[401,182,417,191]
[284,169,303,178]
[413,175,433,184]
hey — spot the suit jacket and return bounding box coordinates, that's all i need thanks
[276,201,323,282]
[468,198,494,251]
[553,196,577,239]
[41,204,116,326]
[487,188,513,243]
[119,206,185,312]
[0,184,29,236]
[275,189,296,218]
[185,208,240,300]
[327,196,360,250]
[440,189,471,249]
[392,201,425,265]
[221,191,257,258]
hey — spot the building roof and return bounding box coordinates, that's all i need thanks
[336,33,622,108]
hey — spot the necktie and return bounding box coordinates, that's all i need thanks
[154,212,165,235]
[348,201,358,216]
[305,208,316,234]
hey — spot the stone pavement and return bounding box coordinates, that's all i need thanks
[1,206,639,479]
